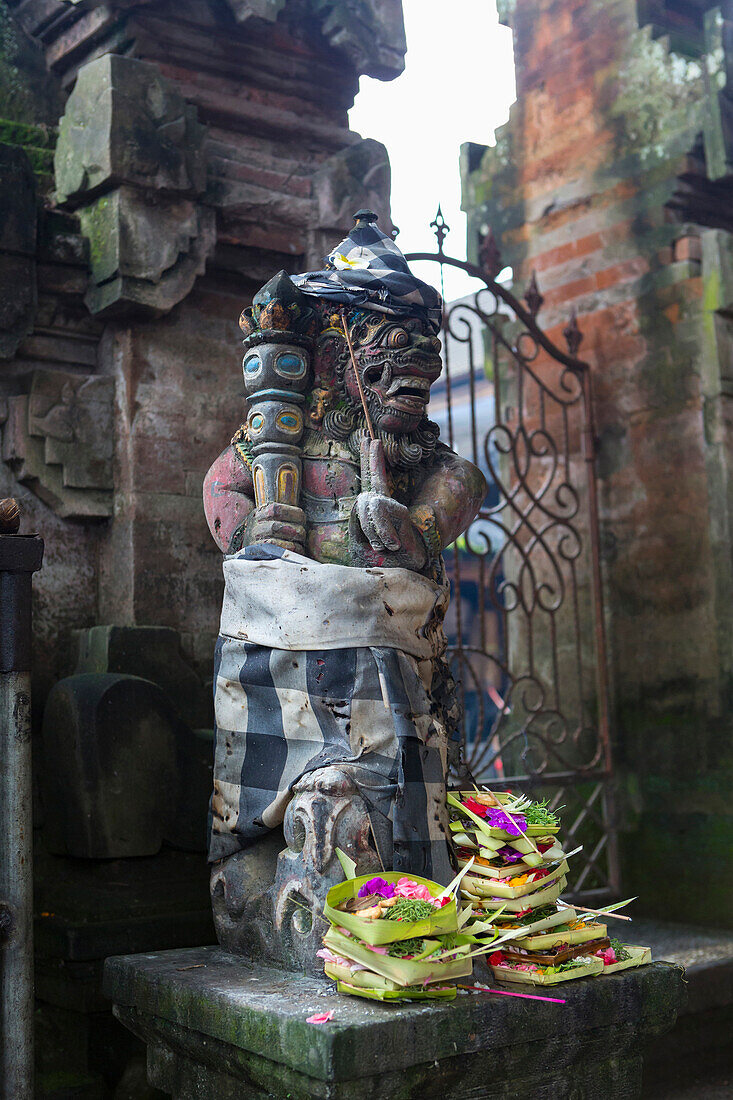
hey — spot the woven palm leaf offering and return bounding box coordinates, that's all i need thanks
[318,851,499,1002]
[448,789,650,986]
[448,790,568,911]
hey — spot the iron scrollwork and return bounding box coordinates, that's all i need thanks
[407,213,618,899]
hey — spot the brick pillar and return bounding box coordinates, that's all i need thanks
[464,0,733,923]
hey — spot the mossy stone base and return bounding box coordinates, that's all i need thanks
[104,946,684,1099]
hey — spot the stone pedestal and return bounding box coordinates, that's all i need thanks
[104,946,684,1099]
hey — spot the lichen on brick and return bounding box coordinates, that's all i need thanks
[608,27,710,164]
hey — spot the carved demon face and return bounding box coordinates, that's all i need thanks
[344,312,443,435]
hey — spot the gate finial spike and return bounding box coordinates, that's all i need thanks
[525,271,544,317]
[430,204,450,253]
[479,227,503,281]
[563,307,583,357]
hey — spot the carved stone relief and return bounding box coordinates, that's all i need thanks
[54,54,214,318]
[217,0,406,80]
[1,369,114,518]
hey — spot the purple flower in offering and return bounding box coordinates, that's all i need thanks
[485,809,526,836]
[358,877,397,899]
[497,845,524,863]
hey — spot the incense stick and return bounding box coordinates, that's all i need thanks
[559,901,633,922]
[340,307,375,440]
[457,984,566,1004]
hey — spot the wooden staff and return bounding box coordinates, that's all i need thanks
[340,307,376,441]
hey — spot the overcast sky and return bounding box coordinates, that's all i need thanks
[349,0,516,301]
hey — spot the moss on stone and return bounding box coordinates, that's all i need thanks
[0,4,62,126]
[608,27,709,165]
[622,807,733,925]
[22,146,54,174]
[0,116,56,148]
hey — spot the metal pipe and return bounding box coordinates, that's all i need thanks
[0,500,43,1100]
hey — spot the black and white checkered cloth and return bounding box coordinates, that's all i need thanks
[208,545,452,883]
[292,216,443,334]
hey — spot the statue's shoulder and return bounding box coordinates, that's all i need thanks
[432,441,487,499]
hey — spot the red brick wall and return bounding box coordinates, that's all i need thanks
[466,0,733,919]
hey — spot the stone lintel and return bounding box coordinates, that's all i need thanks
[104,946,684,1099]
[218,0,406,81]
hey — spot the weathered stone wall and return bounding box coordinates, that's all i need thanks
[464,0,733,922]
[0,3,405,1091]
[1,0,402,695]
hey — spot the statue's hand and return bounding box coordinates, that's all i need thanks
[248,502,306,551]
[355,438,411,553]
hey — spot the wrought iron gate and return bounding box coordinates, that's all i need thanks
[407,212,619,901]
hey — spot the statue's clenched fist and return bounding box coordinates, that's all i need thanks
[355,438,407,551]
[352,438,426,568]
[248,502,305,551]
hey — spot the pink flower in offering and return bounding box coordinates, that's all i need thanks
[394,878,446,905]
[306,1010,334,1024]
[394,877,432,901]
[597,947,617,966]
[317,948,351,967]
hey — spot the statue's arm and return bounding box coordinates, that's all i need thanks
[204,443,307,554]
[409,445,487,553]
[351,439,486,570]
[203,445,256,554]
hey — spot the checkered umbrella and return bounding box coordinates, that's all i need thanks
[293,210,443,334]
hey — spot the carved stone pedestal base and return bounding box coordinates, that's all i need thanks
[210,766,382,973]
[104,946,684,1100]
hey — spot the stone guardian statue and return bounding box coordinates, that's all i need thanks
[203,211,486,971]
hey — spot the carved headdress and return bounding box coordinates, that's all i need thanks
[292,210,443,334]
[237,213,444,472]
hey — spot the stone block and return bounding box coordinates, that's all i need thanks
[219,0,406,80]
[309,0,406,82]
[0,144,37,358]
[0,254,36,359]
[41,673,180,859]
[0,1,62,127]
[55,54,206,204]
[71,625,212,730]
[311,138,393,237]
[2,369,113,518]
[35,845,214,965]
[104,946,684,1099]
[54,54,215,318]
[40,672,211,859]
[77,188,216,318]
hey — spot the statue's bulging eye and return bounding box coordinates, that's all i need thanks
[385,328,409,348]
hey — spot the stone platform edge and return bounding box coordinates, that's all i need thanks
[103,945,684,1086]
